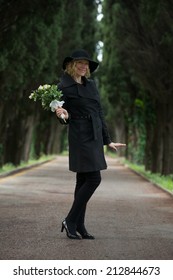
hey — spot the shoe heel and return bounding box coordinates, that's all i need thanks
[61,222,65,232]
[61,219,81,239]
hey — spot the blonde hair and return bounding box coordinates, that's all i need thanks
[65,60,91,78]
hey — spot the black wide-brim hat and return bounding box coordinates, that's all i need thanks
[62,49,99,73]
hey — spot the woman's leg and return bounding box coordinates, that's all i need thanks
[75,173,87,226]
[66,171,101,224]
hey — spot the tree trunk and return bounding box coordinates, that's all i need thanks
[46,117,64,154]
[162,94,173,175]
[114,112,126,157]
[151,101,164,173]
[0,103,5,166]
[21,115,35,162]
[145,122,153,171]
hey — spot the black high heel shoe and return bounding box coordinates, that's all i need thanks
[76,224,95,239]
[61,219,81,239]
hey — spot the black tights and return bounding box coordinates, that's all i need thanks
[66,171,101,226]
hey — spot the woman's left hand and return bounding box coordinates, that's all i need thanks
[108,142,126,151]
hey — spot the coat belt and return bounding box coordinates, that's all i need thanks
[70,114,91,120]
[70,114,98,140]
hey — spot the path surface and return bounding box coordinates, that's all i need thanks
[0,156,173,260]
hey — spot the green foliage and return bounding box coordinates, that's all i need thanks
[100,0,173,174]
[29,84,62,111]
[124,160,173,193]
[0,0,98,166]
[0,154,56,174]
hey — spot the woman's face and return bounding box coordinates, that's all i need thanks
[74,60,89,77]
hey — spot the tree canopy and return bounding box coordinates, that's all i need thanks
[100,0,173,175]
[0,0,98,166]
[1,0,173,176]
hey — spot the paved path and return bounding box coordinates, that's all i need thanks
[0,156,173,260]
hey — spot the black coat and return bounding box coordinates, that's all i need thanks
[59,73,111,173]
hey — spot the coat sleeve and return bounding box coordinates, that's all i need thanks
[98,103,112,145]
[91,80,112,145]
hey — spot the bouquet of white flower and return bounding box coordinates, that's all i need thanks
[29,84,65,120]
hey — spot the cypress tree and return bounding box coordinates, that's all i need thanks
[0,0,98,166]
[101,0,173,174]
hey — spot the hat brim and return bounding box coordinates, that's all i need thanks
[63,56,99,73]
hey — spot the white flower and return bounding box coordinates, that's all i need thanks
[29,84,63,111]
[43,84,51,89]
[38,85,43,90]
[29,93,34,99]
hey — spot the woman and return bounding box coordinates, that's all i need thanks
[56,49,126,240]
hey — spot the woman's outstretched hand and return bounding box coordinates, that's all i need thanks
[108,142,126,151]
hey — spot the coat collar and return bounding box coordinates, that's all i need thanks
[60,73,88,88]
[60,73,99,101]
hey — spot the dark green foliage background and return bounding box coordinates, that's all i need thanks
[1,0,173,175]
